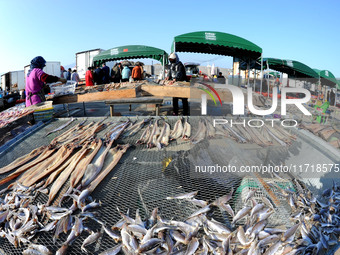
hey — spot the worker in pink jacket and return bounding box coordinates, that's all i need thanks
[25,56,66,106]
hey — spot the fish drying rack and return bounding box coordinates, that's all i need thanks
[0,116,338,254]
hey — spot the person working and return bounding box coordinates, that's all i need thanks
[66,68,72,80]
[25,56,66,107]
[71,69,80,83]
[121,65,131,82]
[85,67,94,86]
[111,63,122,83]
[217,72,226,84]
[93,66,103,85]
[131,62,142,81]
[101,63,110,84]
[165,52,188,115]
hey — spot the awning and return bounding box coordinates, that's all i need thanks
[172,31,262,60]
[93,45,168,65]
[313,68,338,87]
[263,58,319,80]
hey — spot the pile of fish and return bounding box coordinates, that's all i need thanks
[136,118,191,149]
[88,181,340,255]
[0,119,132,254]
[191,118,296,147]
[282,179,340,254]
[104,81,144,91]
[0,103,34,129]
[300,122,340,149]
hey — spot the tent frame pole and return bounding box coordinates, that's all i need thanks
[260,54,263,94]
[253,69,257,90]
[247,61,250,88]
[162,54,165,79]
[267,60,270,98]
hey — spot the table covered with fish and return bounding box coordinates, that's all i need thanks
[0,116,339,254]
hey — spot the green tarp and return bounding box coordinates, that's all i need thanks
[263,58,319,80]
[93,45,168,65]
[313,68,338,87]
[172,31,262,60]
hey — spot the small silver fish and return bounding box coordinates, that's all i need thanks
[98,244,122,255]
[81,231,102,253]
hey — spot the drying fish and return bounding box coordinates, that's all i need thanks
[156,122,171,149]
[191,120,207,144]
[122,118,150,138]
[98,244,122,255]
[87,144,130,193]
[166,191,198,200]
[81,139,114,188]
[181,117,191,140]
[81,231,102,253]
[0,146,46,175]
[147,119,160,148]
[45,117,75,137]
[170,118,184,140]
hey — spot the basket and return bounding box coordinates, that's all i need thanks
[33,107,54,122]
[50,81,76,96]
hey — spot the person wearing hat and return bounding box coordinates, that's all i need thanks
[25,56,66,107]
[166,52,189,115]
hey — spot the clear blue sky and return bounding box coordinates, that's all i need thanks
[0,0,339,77]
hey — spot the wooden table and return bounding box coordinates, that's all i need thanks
[105,97,164,116]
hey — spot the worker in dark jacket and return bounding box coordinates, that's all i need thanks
[93,66,103,85]
[101,63,110,84]
[166,52,189,115]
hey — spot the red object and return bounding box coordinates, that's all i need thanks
[15,99,25,104]
[262,92,268,97]
[123,49,128,52]
[131,66,142,80]
[85,70,94,86]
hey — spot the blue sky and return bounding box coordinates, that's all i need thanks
[0,0,339,77]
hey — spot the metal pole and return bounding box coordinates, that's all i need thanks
[253,69,256,90]
[238,61,241,87]
[260,54,263,94]
[267,61,270,98]
[232,57,234,85]
[162,54,165,79]
[247,61,250,88]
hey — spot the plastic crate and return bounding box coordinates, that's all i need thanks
[33,107,53,122]
[50,81,76,96]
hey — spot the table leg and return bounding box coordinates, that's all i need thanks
[110,105,114,117]
[83,102,86,116]
[155,104,160,116]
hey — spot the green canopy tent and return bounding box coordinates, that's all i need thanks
[313,69,338,105]
[93,45,169,78]
[313,68,337,88]
[171,31,263,88]
[260,58,319,98]
[263,58,319,81]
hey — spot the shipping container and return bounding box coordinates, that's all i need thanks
[76,49,104,80]
[0,70,25,92]
[24,61,61,84]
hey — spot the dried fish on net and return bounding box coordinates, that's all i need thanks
[0,119,131,253]
[89,178,340,255]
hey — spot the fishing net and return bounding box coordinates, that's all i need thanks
[0,117,338,254]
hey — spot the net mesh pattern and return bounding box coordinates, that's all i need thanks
[0,116,334,254]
